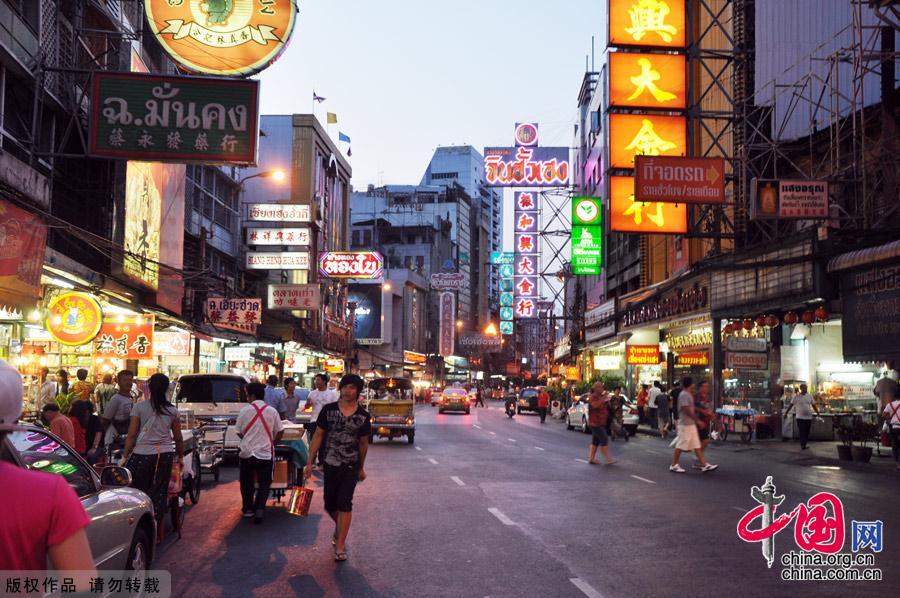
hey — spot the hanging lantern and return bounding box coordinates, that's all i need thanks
[743,319,755,331]
[765,314,780,328]
[783,311,799,325]
[754,315,767,328]
[801,310,816,324]
[723,323,734,335]
[815,306,828,321]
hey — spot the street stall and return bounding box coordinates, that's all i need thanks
[268,423,309,503]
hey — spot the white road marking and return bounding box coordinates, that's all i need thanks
[489,431,496,435]
[488,507,515,526]
[534,446,545,451]
[414,446,422,451]
[570,577,604,598]
[451,476,465,486]
[630,475,656,485]
[472,424,482,429]
[507,438,517,443]
[428,458,439,465]
[575,458,590,464]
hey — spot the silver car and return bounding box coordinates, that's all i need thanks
[565,394,639,436]
[1,425,156,570]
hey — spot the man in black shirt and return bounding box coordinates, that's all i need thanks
[304,374,370,562]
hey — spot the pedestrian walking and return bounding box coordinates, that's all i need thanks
[537,387,550,422]
[783,383,818,450]
[122,373,184,541]
[636,384,649,424]
[304,374,371,562]
[264,375,288,420]
[873,369,898,412]
[648,381,662,430]
[283,378,301,423]
[670,377,717,473]
[71,369,93,404]
[304,373,339,467]
[474,386,486,408]
[56,369,70,397]
[0,359,96,583]
[38,367,57,407]
[882,386,900,470]
[236,382,284,524]
[655,384,671,439]
[101,370,136,448]
[93,374,117,413]
[692,381,715,468]
[42,403,75,446]
[586,382,617,465]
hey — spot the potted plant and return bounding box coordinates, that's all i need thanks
[834,416,854,460]
[850,419,876,463]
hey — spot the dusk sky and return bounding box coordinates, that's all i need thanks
[259,0,606,189]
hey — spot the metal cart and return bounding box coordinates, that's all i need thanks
[197,424,226,483]
[715,406,757,443]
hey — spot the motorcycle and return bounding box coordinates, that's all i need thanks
[505,400,516,419]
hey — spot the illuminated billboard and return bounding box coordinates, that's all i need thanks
[484,147,570,187]
[609,0,686,49]
[608,113,687,170]
[609,176,687,234]
[608,52,687,110]
[348,283,384,345]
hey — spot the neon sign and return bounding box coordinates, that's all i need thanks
[484,147,570,187]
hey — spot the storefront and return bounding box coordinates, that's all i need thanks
[580,300,625,383]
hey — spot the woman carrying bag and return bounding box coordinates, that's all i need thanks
[122,373,183,542]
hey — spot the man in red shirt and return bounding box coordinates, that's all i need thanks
[537,388,550,423]
[587,382,617,465]
[42,403,75,447]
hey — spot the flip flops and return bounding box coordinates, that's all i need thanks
[334,550,348,562]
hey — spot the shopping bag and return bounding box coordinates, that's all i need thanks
[168,462,183,496]
[881,430,892,448]
[287,485,314,517]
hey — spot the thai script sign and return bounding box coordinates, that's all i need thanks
[484,147,570,187]
[319,252,384,279]
[90,72,259,164]
[726,351,769,370]
[204,297,262,326]
[324,358,345,374]
[667,328,712,351]
[246,252,310,270]
[94,316,155,360]
[609,0,687,49]
[403,350,427,364]
[267,284,320,310]
[626,345,661,365]
[751,179,830,220]
[247,227,310,246]
[491,251,515,265]
[439,292,456,357]
[45,292,103,346]
[144,0,299,77]
[725,336,768,353]
[430,273,468,291]
[247,204,311,223]
[621,282,708,328]
[634,156,725,204]
[676,351,709,366]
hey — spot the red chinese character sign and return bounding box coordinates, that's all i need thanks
[94,315,155,359]
[438,292,456,357]
[514,192,541,317]
[204,297,262,327]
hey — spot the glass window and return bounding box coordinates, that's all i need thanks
[7,430,96,498]
[174,377,246,404]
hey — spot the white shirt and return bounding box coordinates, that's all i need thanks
[883,400,900,429]
[307,389,339,421]
[40,381,58,406]
[236,400,285,460]
[790,393,816,419]
[648,387,662,408]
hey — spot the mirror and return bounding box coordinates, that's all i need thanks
[100,465,132,487]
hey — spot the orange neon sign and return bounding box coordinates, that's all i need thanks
[608,113,687,170]
[609,0,686,49]
[609,175,688,234]
[609,53,687,109]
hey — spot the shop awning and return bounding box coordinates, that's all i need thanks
[827,239,900,273]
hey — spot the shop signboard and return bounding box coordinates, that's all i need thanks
[667,329,712,352]
[585,299,616,342]
[565,366,581,381]
[430,273,467,291]
[95,315,155,359]
[500,292,514,307]
[840,264,900,362]
[676,351,709,366]
[403,350,427,364]
[45,292,103,346]
[438,292,456,357]
[620,279,708,329]
[500,307,514,321]
[594,355,622,370]
[626,345,661,365]
[608,114,687,170]
[224,346,252,362]
[348,283,384,345]
[458,334,502,354]
[726,351,769,370]
[204,297,262,327]
[634,156,725,204]
[0,200,47,307]
[608,52,687,110]
[247,227,310,246]
[284,352,308,373]
[484,147,570,187]
[0,152,50,209]
[514,122,539,147]
[572,225,603,275]
[573,196,603,226]
[500,279,514,292]
[247,203,311,223]
[90,72,259,164]
[144,0,299,77]
[610,176,687,234]
[750,179,830,220]
[319,252,384,279]
[324,358,345,374]
[154,331,191,356]
[608,0,687,49]
[246,252,310,270]
[724,336,767,353]
[491,251,515,265]
[267,284,320,310]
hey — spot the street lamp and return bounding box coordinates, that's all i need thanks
[484,322,498,336]
[456,319,464,329]
[238,168,287,186]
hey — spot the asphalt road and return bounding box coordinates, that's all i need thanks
[155,403,898,598]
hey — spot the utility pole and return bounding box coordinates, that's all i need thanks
[192,226,207,373]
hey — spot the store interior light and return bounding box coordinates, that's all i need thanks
[45,277,75,290]
[167,325,188,333]
[212,337,235,344]
[27,309,41,322]
[43,266,93,288]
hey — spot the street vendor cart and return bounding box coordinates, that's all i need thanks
[266,422,308,503]
[715,406,757,443]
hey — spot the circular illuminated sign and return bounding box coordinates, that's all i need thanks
[144,0,298,77]
[574,197,602,225]
[515,123,539,147]
[45,292,103,346]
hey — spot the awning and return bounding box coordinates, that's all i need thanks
[827,239,900,273]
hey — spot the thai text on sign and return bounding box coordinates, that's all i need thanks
[484,147,570,187]
[626,345,661,365]
[267,284,320,310]
[634,156,725,204]
[319,252,384,279]
[247,204,311,222]
[205,297,262,326]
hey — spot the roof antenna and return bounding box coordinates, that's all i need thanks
[591,35,595,71]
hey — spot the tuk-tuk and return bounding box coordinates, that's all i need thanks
[367,377,416,444]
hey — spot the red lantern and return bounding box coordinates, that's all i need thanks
[754,315,767,328]
[783,311,798,325]
[743,319,755,331]
[815,306,828,321]
[801,310,815,324]
[723,323,734,335]
[765,314,780,328]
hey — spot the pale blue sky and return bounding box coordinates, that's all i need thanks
[259,0,605,188]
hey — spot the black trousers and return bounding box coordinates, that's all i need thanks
[127,452,174,521]
[239,456,273,513]
[538,406,547,422]
[890,428,900,463]
[649,408,658,429]
[797,418,812,448]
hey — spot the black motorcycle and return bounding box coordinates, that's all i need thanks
[505,398,516,419]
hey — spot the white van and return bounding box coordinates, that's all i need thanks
[173,374,250,456]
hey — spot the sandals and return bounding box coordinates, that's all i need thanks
[334,550,348,562]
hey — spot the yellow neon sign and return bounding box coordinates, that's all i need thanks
[609,0,686,49]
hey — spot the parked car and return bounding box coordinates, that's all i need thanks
[1,424,156,570]
[566,393,591,433]
[621,398,639,436]
[173,374,250,456]
[429,387,443,407]
[438,387,470,414]
[516,388,540,414]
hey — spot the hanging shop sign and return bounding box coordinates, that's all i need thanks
[403,350,427,364]
[621,282,708,328]
[224,346,252,362]
[724,336,767,353]
[750,179,829,220]
[840,264,900,362]
[666,328,712,351]
[430,273,468,291]
[483,147,570,187]
[514,122,539,147]
[438,292,456,356]
[319,252,384,279]
[284,352,308,373]
[573,196,603,226]
[144,0,298,77]
[267,284,320,310]
[610,176,688,234]
[634,156,725,204]
[500,307,514,321]
[626,345,661,365]
[348,283,384,345]
[247,203,311,223]
[90,72,259,164]
[205,297,262,327]
[608,0,687,49]
[45,292,103,346]
[0,200,47,307]
[675,351,709,367]
[246,252,310,270]
[608,52,687,109]
[594,355,622,370]
[725,351,769,370]
[94,315,155,360]
[608,114,687,170]
[246,227,310,246]
[324,358,345,374]
[491,251,515,265]
[572,225,603,276]
[154,331,192,356]
[565,366,581,381]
